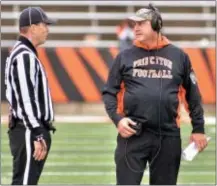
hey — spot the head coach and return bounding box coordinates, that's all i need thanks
[102,3,208,185]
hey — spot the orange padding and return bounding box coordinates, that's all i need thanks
[183,48,215,104]
[38,48,68,103]
[55,48,101,102]
[36,47,215,103]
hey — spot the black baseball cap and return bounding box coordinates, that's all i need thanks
[19,7,56,28]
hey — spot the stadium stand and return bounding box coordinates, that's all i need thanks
[1,1,215,105]
[1,1,216,47]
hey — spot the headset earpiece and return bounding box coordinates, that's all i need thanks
[152,11,163,32]
[148,3,163,33]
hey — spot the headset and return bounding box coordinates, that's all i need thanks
[148,3,163,33]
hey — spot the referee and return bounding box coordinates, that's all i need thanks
[4,7,56,185]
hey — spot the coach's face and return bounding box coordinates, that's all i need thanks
[31,22,49,46]
[133,20,154,42]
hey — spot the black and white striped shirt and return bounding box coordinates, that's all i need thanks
[5,36,54,130]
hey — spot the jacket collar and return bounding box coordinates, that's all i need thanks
[18,35,38,57]
[133,35,170,50]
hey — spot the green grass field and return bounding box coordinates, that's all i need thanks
[1,122,216,185]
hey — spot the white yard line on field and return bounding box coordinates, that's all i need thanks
[1,115,110,124]
[4,171,215,176]
[2,161,215,167]
[2,147,115,151]
[1,115,216,124]
[2,152,215,159]
[40,182,215,185]
[1,140,116,145]
[1,153,113,158]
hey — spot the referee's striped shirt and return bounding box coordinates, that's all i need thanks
[5,35,54,130]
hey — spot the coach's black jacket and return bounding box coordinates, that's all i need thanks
[102,36,205,136]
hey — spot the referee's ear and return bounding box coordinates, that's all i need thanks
[19,26,30,34]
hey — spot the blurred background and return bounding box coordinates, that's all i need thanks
[1,1,216,185]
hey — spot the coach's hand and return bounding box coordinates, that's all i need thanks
[117,118,137,138]
[33,134,47,161]
[190,133,208,152]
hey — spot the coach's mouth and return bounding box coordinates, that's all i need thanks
[135,33,143,37]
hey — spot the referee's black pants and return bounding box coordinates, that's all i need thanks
[115,129,182,185]
[8,123,51,185]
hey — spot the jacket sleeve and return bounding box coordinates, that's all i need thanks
[182,52,205,134]
[12,52,44,136]
[102,53,124,126]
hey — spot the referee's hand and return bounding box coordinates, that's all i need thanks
[33,135,47,161]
